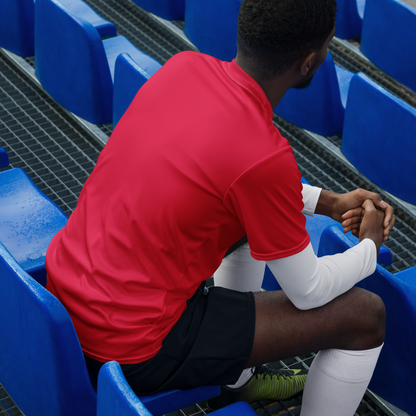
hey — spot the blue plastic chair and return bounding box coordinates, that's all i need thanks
[318,224,416,415]
[335,0,366,39]
[0,242,221,416]
[0,241,97,416]
[97,361,253,416]
[113,52,162,127]
[360,0,416,93]
[0,148,68,286]
[35,0,161,124]
[130,0,185,20]
[184,0,242,61]
[262,178,391,291]
[341,73,416,205]
[0,0,35,56]
[275,52,354,137]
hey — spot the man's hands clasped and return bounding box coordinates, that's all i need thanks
[317,188,395,255]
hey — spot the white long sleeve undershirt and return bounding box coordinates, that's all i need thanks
[267,183,377,310]
[301,183,322,217]
[266,239,377,310]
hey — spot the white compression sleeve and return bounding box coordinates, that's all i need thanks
[214,243,266,293]
[301,345,383,416]
[301,183,322,217]
[266,240,377,310]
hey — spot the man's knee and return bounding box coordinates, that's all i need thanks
[350,287,386,348]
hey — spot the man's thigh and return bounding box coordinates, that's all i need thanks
[122,284,256,395]
[247,287,385,368]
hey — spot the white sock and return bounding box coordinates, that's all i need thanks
[214,243,264,388]
[214,243,265,292]
[300,344,383,416]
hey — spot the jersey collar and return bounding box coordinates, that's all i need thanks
[222,59,273,119]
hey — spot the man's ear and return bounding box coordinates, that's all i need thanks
[300,52,316,76]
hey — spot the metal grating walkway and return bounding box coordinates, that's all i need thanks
[0,1,415,415]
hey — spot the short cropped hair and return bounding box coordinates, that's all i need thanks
[237,0,337,79]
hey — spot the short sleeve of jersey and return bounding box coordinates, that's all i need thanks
[224,147,310,261]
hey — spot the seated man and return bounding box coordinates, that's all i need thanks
[45,0,395,414]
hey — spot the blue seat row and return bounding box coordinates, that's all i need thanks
[0,0,162,124]
[0,0,116,57]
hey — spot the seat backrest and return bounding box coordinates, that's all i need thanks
[0,146,9,168]
[35,0,113,124]
[97,361,152,416]
[275,52,353,137]
[113,53,162,126]
[361,0,416,93]
[0,242,97,416]
[341,72,416,205]
[0,168,68,286]
[58,0,117,38]
[131,0,185,20]
[0,0,35,56]
[335,0,365,39]
[317,223,416,415]
[184,0,242,61]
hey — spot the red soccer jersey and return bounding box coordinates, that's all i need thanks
[46,52,309,364]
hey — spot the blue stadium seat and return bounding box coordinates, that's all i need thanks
[0,242,221,416]
[113,52,162,127]
[0,241,97,416]
[275,52,354,136]
[130,0,185,20]
[360,0,416,93]
[35,0,160,124]
[335,0,366,39]
[0,0,35,57]
[341,73,416,205]
[0,150,68,286]
[262,178,391,291]
[318,224,416,415]
[184,0,242,61]
[97,361,251,416]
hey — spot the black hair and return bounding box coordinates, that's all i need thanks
[237,0,337,79]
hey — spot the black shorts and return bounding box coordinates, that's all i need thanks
[85,282,255,395]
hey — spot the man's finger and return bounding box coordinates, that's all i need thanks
[342,207,363,220]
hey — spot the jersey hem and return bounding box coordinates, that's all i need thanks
[250,235,310,261]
